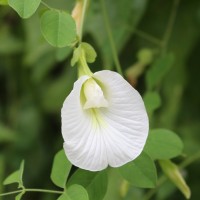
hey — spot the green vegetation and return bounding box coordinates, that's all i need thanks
[0,0,200,199]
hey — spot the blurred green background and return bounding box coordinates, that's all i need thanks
[0,0,200,199]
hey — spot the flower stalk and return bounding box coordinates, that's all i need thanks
[78,50,93,77]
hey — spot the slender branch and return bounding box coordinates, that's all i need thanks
[0,190,22,197]
[25,188,63,195]
[162,0,181,54]
[0,188,63,197]
[100,0,123,76]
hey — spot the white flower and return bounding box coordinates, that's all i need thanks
[61,70,149,171]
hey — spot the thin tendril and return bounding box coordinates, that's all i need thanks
[100,0,123,76]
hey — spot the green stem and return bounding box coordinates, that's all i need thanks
[162,0,181,54]
[100,0,123,76]
[78,50,93,77]
[0,190,21,197]
[0,188,63,197]
[79,0,90,41]
[25,188,63,195]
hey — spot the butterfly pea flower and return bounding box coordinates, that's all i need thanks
[61,70,149,171]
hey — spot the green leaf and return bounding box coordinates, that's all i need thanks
[57,193,70,200]
[119,152,157,188]
[146,53,174,90]
[144,91,161,114]
[159,160,191,199]
[103,169,125,200]
[67,170,108,200]
[40,10,77,48]
[51,150,72,188]
[3,160,24,188]
[0,0,8,5]
[57,185,89,200]
[8,0,41,18]
[4,171,20,185]
[144,129,184,160]
[68,184,89,200]
[81,42,97,63]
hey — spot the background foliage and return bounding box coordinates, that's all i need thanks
[0,0,200,199]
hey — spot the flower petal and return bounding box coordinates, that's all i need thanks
[61,75,108,171]
[93,70,149,167]
[61,70,149,171]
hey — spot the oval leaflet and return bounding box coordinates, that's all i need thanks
[40,10,77,47]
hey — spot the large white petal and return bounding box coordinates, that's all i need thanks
[61,75,108,171]
[93,70,149,168]
[61,70,149,171]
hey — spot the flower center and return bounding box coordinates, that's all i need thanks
[83,78,108,109]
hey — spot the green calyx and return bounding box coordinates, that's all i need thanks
[78,53,93,77]
[71,42,97,77]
